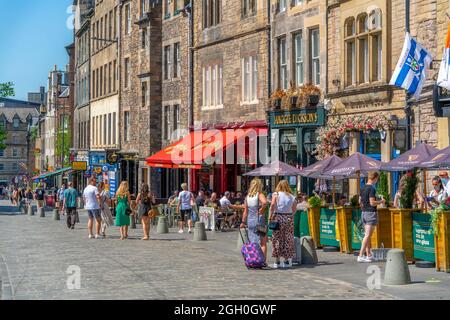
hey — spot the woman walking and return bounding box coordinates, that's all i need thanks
[240,178,268,261]
[136,183,156,240]
[115,181,131,240]
[98,182,114,237]
[268,180,297,269]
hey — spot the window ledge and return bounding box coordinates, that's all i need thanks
[240,100,259,106]
[201,104,224,111]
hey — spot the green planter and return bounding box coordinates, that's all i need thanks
[320,208,339,247]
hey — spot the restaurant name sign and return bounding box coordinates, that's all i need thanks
[269,108,325,128]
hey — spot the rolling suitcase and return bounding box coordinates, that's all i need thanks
[239,228,266,269]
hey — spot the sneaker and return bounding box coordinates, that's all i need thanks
[188,228,192,234]
[88,234,94,239]
[272,262,281,269]
[95,234,101,239]
[357,256,372,263]
[283,260,293,268]
[366,255,374,262]
[178,229,184,234]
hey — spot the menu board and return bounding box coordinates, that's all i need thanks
[412,212,435,262]
[320,208,339,247]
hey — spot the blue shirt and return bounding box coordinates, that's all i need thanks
[64,188,78,208]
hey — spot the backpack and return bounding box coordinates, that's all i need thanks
[239,228,266,269]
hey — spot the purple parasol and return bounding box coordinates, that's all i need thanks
[322,152,383,178]
[299,155,343,179]
[382,143,438,171]
[417,145,450,169]
[243,160,303,177]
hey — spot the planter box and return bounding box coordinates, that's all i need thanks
[371,208,392,249]
[390,209,414,261]
[319,208,339,248]
[308,94,320,106]
[307,207,321,248]
[435,211,450,272]
[274,99,282,109]
[290,96,298,108]
[336,207,354,253]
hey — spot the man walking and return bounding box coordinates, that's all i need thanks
[34,183,46,209]
[176,183,195,234]
[58,184,66,215]
[358,171,385,263]
[63,182,79,229]
[83,177,102,239]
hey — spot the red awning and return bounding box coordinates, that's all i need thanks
[146,128,267,169]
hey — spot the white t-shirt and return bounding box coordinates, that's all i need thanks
[444,180,450,196]
[83,185,100,210]
[220,197,232,209]
[178,190,193,210]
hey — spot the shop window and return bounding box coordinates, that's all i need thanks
[362,131,381,157]
[280,130,297,165]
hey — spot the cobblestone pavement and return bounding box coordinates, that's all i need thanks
[0,201,448,300]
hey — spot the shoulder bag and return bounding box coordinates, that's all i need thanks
[268,193,280,231]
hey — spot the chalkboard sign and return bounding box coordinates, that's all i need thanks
[351,209,364,250]
[320,208,339,247]
[412,212,435,262]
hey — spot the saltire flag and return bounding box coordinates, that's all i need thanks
[437,23,450,90]
[390,32,433,99]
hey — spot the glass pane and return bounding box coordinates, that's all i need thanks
[364,131,381,155]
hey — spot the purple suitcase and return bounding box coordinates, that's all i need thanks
[240,228,266,269]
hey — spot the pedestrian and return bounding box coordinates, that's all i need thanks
[25,187,33,211]
[427,176,448,209]
[176,183,195,234]
[268,180,297,269]
[394,175,424,209]
[357,171,385,263]
[195,190,206,207]
[296,193,308,212]
[98,182,114,238]
[115,181,132,240]
[34,183,46,209]
[58,184,66,214]
[136,183,155,240]
[240,178,268,261]
[63,182,79,229]
[82,177,102,239]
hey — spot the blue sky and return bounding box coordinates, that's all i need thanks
[0,0,74,101]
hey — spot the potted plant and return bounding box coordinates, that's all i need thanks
[286,81,298,109]
[390,170,419,261]
[370,171,393,249]
[298,83,322,108]
[270,88,286,110]
[307,195,322,248]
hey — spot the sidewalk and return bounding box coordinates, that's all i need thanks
[0,201,449,300]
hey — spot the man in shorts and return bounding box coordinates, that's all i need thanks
[82,177,102,239]
[358,171,385,263]
[63,182,79,229]
[34,183,46,209]
[176,183,195,234]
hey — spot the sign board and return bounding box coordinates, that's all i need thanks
[199,206,215,231]
[319,208,339,247]
[109,170,117,197]
[412,212,435,262]
[76,151,90,165]
[72,161,87,171]
[269,108,325,129]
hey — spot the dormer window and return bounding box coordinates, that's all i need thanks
[13,117,20,129]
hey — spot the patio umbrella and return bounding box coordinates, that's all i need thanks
[417,145,450,169]
[243,160,303,177]
[382,143,439,171]
[322,152,383,194]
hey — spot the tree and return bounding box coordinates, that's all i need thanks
[0,82,14,150]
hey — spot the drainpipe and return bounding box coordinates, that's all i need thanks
[188,2,194,190]
[267,0,272,164]
[117,1,123,182]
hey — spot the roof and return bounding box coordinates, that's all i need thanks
[0,98,39,123]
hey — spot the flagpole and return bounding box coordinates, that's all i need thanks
[405,0,413,151]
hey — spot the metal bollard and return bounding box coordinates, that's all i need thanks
[384,249,412,285]
[157,215,169,234]
[38,207,45,218]
[53,208,60,221]
[27,205,34,216]
[193,222,207,241]
[130,213,136,229]
[300,236,318,265]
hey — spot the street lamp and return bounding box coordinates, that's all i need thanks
[304,132,316,195]
[281,135,291,163]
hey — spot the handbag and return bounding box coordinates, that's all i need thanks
[148,208,159,219]
[125,207,133,216]
[255,194,268,236]
[268,220,280,231]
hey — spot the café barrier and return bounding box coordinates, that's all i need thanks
[372,208,392,250]
[307,207,322,248]
[435,211,450,273]
[390,209,414,261]
[319,208,339,248]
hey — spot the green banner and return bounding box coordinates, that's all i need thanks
[320,208,339,247]
[351,209,364,250]
[412,212,435,262]
[299,211,310,238]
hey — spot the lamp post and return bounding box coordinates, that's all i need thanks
[280,136,291,163]
[304,132,316,195]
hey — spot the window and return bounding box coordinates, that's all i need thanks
[13,118,19,128]
[124,58,130,88]
[294,0,304,5]
[372,33,382,81]
[173,105,180,140]
[125,4,131,35]
[108,62,112,94]
[203,0,221,29]
[141,81,148,107]
[164,0,171,18]
[100,66,103,96]
[279,0,286,12]
[294,33,304,86]
[12,163,18,171]
[109,10,113,40]
[114,7,117,39]
[0,164,4,171]
[124,111,130,142]
[202,64,223,108]
[310,28,320,85]
[113,60,117,92]
[104,64,107,95]
[345,18,356,86]
[108,113,112,145]
[163,105,170,140]
[241,56,258,103]
[174,42,181,78]
[0,119,5,129]
[113,112,116,145]
[164,45,171,80]
[279,37,287,90]
[0,149,3,157]
[175,0,184,12]
[13,149,18,157]
[142,28,148,49]
[141,0,147,17]
[242,0,256,17]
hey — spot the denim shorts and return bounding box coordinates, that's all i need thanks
[88,209,102,220]
[362,211,378,226]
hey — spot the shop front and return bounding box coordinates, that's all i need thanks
[268,107,326,194]
[70,150,90,192]
[89,151,118,197]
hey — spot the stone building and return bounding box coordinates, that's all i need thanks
[325,0,450,196]
[0,98,39,186]
[159,0,189,197]
[119,0,162,196]
[73,0,94,191]
[89,0,120,195]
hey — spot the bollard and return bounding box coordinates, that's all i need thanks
[236,228,249,250]
[20,204,26,215]
[130,213,136,229]
[53,208,60,221]
[193,222,207,241]
[157,216,169,234]
[38,207,45,218]
[384,249,411,285]
[301,236,318,265]
[28,205,34,216]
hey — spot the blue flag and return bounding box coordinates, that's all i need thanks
[390,33,433,99]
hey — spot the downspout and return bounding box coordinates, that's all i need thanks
[117,1,123,177]
[325,0,329,97]
[188,1,194,190]
[267,0,272,164]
